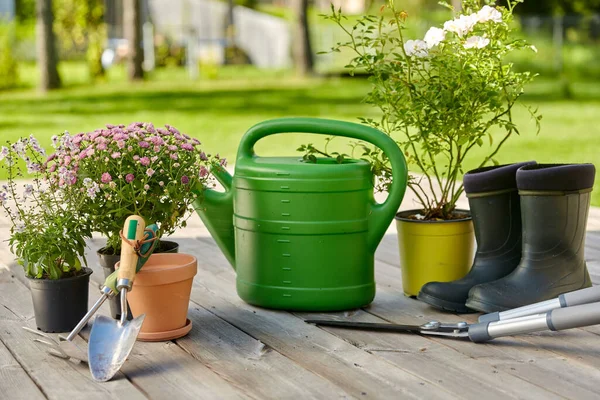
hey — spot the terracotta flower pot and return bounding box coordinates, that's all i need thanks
[98,240,180,320]
[116,253,197,341]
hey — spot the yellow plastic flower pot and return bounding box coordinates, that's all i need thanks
[395,209,475,297]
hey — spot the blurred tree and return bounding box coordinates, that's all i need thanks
[36,0,61,90]
[124,0,144,80]
[223,0,251,65]
[0,24,19,90]
[54,0,106,80]
[292,0,313,76]
[16,0,36,23]
[507,0,600,15]
[390,0,440,16]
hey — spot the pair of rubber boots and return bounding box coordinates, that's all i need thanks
[418,162,596,313]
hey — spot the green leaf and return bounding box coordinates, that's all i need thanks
[457,136,469,146]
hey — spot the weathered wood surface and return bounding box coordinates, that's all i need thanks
[1,190,600,399]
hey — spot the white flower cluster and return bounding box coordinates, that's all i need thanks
[28,135,45,156]
[23,184,34,199]
[404,5,503,57]
[0,146,9,165]
[403,39,429,59]
[83,177,100,199]
[14,221,26,233]
[54,132,76,151]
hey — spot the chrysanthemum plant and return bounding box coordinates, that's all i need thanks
[0,138,92,279]
[303,0,541,220]
[48,123,225,253]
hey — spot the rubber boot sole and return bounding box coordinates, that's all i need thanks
[417,291,476,314]
[466,274,593,314]
[464,297,510,314]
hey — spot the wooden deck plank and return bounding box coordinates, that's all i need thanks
[296,311,563,400]
[195,236,600,399]
[83,239,353,400]
[2,264,251,400]
[78,283,251,400]
[368,260,600,398]
[309,230,600,398]
[0,339,46,400]
[1,184,600,398]
[176,307,352,399]
[368,284,600,399]
[0,272,147,400]
[184,239,458,399]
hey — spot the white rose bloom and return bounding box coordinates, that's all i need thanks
[477,5,503,23]
[464,36,491,49]
[444,14,478,37]
[424,27,446,49]
[404,39,429,58]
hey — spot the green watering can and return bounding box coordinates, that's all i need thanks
[193,118,407,311]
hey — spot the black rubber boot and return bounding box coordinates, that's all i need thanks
[417,162,535,313]
[466,163,595,313]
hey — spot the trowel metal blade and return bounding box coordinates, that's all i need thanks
[88,314,145,382]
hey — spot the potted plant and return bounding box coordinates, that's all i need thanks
[0,136,93,332]
[116,253,198,341]
[302,0,541,295]
[47,122,224,318]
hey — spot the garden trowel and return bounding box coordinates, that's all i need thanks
[88,215,152,381]
[22,221,159,364]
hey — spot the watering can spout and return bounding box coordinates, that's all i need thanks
[192,166,236,269]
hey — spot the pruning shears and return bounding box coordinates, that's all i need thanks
[306,286,600,342]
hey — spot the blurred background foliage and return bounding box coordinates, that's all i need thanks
[2,0,600,205]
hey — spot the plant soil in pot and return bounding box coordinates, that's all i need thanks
[98,240,180,320]
[395,210,474,297]
[116,253,197,341]
[28,268,93,333]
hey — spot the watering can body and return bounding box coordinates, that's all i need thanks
[194,118,407,311]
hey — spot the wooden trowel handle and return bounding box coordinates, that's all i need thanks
[118,215,146,289]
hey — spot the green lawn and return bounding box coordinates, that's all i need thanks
[2,63,600,205]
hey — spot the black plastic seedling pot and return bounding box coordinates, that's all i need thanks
[28,268,93,333]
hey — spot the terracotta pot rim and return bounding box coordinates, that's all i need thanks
[116,253,197,286]
[395,209,472,223]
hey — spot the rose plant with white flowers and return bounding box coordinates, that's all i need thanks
[47,122,225,253]
[304,0,541,220]
[0,137,92,279]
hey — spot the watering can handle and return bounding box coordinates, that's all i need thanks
[238,117,408,251]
